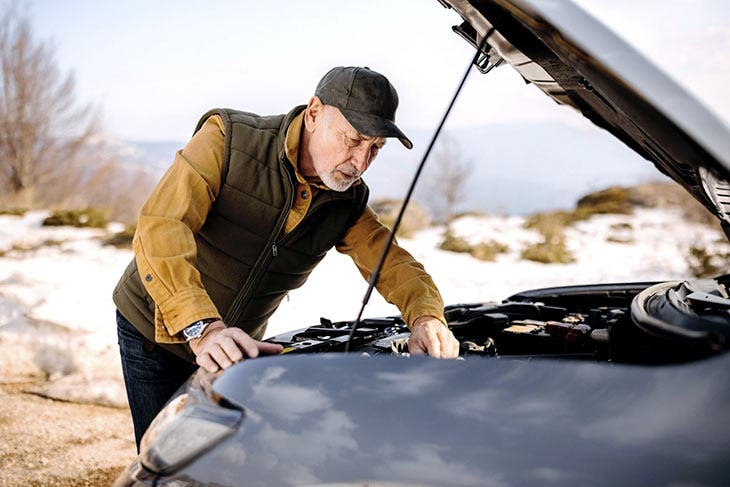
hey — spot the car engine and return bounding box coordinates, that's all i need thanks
[266,279,730,364]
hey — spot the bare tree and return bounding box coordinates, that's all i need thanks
[50,145,156,223]
[427,134,473,235]
[0,3,96,206]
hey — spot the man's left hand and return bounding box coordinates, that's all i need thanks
[408,316,459,358]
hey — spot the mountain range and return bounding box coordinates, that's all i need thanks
[123,119,663,216]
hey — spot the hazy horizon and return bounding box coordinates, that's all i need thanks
[125,116,662,216]
[24,0,730,142]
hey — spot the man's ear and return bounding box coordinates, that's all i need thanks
[304,96,324,132]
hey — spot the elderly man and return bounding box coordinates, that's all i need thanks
[113,66,458,447]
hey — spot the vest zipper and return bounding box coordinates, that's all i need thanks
[223,162,295,326]
[275,194,340,248]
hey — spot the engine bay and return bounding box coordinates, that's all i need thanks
[266,279,730,365]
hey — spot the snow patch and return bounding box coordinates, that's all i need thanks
[0,209,726,406]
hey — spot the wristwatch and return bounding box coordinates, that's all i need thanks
[182,318,217,342]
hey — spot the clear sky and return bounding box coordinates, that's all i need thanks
[17,0,730,142]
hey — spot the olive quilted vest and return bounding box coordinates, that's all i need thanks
[113,106,369,361]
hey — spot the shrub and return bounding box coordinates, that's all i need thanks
[618,182,717,229]
[438,230,509,261]
[1,239,64,257]
[42,208,109,228]
[470,240,509,261]
[521,236,575,264]
[454,210,490,219]
[575,186,633,217]
[687,245,730,278]
[371,199,431,238]
[523,209,576,263]
[606,235,634,244]
[609,222,632,231]
[102,225,136,248]
[524,187,635,237]
[524,210,576,237]
[438,234,473,253]
[606,222,634,244]
[626,182,686,208]
[0,208,27,216]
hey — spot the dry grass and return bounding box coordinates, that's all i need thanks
[525,186,635,239]
[101,225,136,248]
[522,211,577,263]
[687,245,730,278]
[0,208,27,216]
[521,234,575,264]
[606,235,635,244]
[438,234,472,253]
[576,186,634,216]
[520,184,699,264]
[627,181,718,229]
[42,208,109,228]
[524,210,576,237]
[438,233,509,261]
[0,239,65,258]
[610,222,633,231]
[371,199,431,238]
[470,240,509,261]
[523,182,724,267]
[606,222,634,244]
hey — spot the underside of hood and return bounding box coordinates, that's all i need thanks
[439,0,730,229]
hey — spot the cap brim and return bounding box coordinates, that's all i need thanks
[339,108,413,150]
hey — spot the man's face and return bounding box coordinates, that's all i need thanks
[307,105,386,192]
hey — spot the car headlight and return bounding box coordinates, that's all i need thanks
[139,389,243,476]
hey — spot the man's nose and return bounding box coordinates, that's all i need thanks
[351,146,371,173]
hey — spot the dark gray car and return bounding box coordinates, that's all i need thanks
[115,1,730,485]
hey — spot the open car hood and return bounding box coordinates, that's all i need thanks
[440,0,730,228]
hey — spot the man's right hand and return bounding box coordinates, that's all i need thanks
[189,321,283,373]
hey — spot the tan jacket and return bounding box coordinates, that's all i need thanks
[134,111,445,342]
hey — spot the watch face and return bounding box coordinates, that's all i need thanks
[183,322,205,340]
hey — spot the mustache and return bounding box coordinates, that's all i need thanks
[337,164,361,178]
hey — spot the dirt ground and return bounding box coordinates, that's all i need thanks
[0,380,136,486]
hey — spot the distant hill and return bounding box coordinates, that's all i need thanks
[366,121,663,215]
[124,140,183,174]
[117,120,666,216]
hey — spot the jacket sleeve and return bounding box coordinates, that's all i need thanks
[133,115,226,342]
[336,206,446,329]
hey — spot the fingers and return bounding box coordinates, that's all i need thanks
[196,352,220,373]
[409,340,427,356]
[408,318,460,359]
[229,329,262,359]
[192,326,284,373]
[228,330,284,357]
[219,335,245,363]
[425,329,442,358]
[257,341,285,355]
[408,327,435,357]
[436,325,460,359]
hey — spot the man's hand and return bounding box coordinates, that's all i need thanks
[189,320,284,372]
[408,316,459,359]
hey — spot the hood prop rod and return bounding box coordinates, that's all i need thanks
[345,30,493,352]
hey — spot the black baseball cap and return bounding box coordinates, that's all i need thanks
[315,66,413,150]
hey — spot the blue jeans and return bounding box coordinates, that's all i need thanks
[116,310,197,451]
